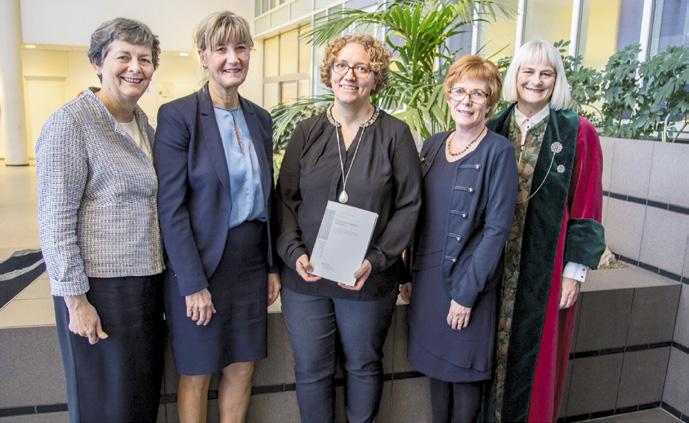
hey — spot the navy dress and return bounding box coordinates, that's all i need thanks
[407,131,517,383]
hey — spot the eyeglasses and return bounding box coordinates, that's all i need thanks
[332,62,373,78]
[448,87,490,104]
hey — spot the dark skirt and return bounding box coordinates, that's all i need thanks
[54,274,164,423]
[165,220,268,375]
[408,259,496,382]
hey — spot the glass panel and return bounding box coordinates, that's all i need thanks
[264,36,280,78]
[651,0,689,55]
[477,0,518,61]
[256,15,271,34]
[298,79,311,99]
[299,25,312,74]
[271,5,290,28]
[264,82,280,110]
[523,0,573,46]
[293,0,312,16]
[280,29,299,75]
[448,25,473,59]
[281,81,298,104]
[255,0,262,17]
[580,0,643,68]
[262,0,271,14]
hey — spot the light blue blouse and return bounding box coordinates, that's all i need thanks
[214,106,266,228]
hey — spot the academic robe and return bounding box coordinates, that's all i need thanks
[485,104,606,422]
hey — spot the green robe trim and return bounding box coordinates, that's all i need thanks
[487,103,580,421]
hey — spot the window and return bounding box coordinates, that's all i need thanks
[477,0,518,61]
[523,0,573,46]
[651,0,689,55]
[263,24,313,107]
[579,0,644,68]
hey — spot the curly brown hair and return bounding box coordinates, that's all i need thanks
[444,55,502,116]
[320,34,391,96]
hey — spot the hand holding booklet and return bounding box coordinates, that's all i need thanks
[310,201,378,286]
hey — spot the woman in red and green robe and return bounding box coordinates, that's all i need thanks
[485,40,606,422]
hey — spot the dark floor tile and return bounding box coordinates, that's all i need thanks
[566,354,624,416]
[247,390,300,423]
[617,348,670,408]
[663,347,689,415]
[385,377,431,422]
[253,313,296,387]
[575,290,633,352]
[627,286,681,345]
[579,408,680,422]
[0,411,70,423]
[0,327,66,407]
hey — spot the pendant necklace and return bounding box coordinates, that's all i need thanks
[327,105,379,204]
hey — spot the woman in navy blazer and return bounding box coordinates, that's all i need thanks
[400,56,517,422]
[154,11,280,423]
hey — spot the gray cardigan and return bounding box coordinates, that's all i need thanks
[36,89,164,296]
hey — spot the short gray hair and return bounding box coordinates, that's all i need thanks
[88,17,160,69]
[502,40,571,110]
[194,11,254,54]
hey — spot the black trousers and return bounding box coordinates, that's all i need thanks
[429,377,481,423]
[54,275,164,423]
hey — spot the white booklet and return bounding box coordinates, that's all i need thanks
[310,201,379,286]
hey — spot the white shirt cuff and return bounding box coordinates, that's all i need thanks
[563,262,588,282]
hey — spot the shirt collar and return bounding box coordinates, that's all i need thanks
[514,104,550,129]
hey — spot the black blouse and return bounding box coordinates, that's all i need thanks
[276,108,422,300]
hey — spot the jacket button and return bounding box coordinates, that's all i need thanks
[461,212,467,218]
[468,187,474,193]
[452,258,456,263]
[475,164,480,169]
[456,236,461,242]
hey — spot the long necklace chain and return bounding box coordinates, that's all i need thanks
[447,127,487,157]
[335,126,365,203]
[327,105,379,204]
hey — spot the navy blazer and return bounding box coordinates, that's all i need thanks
[417,130,518,307]
[154,86,276,296]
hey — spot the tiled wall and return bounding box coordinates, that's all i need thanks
[600,137,689,420]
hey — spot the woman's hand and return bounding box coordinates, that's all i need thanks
[447,300,472,331]
[267,272,281,306]
[296,254,321,282]
[338,259,372,291]
[559,276,580,309]
[185,288,216,326]
[399,282,412,304]
[64,294,108,345]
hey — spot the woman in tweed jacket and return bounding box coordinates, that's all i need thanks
[36,18,165,422]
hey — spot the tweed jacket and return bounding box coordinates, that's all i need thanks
[36,89,164,297]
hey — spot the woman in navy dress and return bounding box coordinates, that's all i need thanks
[400,55,517,422]
[154,11,281,423]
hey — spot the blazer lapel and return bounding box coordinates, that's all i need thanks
[240,96,271,204]
[198,86,231,194]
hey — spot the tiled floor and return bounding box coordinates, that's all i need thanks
[0,164,281,331]
[583,408,680,423]
[0,164,54,330]
[0,163,683,422]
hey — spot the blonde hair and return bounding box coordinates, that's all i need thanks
[320,34,391,96]
[502,40,571,110]
[194,11,254,55]
[444,55,502,115]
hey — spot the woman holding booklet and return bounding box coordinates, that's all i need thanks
[400,55,518,423]
[276,34,422,423]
